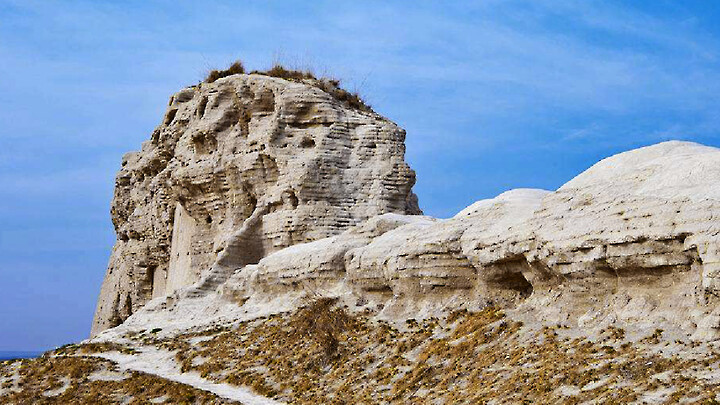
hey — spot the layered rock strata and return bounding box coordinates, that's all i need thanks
[92,73,421,336]
[215,142,720,339]
[93,79,720,343]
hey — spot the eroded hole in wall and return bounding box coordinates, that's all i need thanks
[197,96,208,118]
[364,285,393,294]
[124,294,133,317]
[217,213,266,268]
[483,258,534,300]
[145,265,157,297]
[300,136,316,148]
[614,265,689,281]
[288,121,332,129]
[485,271,533,299]
[191,132,217,155]
[258,154,279,182]
[164,109,178,125]
[284,190,299,209]
[253,88,275,113]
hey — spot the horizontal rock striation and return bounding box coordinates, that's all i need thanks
[216,142,720,339]
[92,75,720,344]
[92,73,421,336]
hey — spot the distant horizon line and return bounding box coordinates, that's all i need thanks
[0,350,44,360]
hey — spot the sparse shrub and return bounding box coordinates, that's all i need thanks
[205,60,246,83]
[314,78,371,112]
[0,355,232,404]
[642,328,664,344]
[79,342,137,355]
[294,297,358,362]
[259,64,316,81]
[206,59,372,112]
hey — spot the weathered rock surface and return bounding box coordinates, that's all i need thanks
[207,141,720,340]
[93,76,720,344]
[91,73,421,336]
[80,137,720,403]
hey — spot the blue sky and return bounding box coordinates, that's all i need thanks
[2,0,720,351]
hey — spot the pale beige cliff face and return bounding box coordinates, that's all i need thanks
[91,74,420,336]
[212,142,720,340]
[92,76,720,345]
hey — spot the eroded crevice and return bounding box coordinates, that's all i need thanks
[486,269,533,298]
[283,189,299,209]
[300,136,316,148]
[238,107,252,137]
[196,96,208,118]
[288,121,332,129]
[191,132,217,155]
[144,265,157,298]
[479,256,534,302]
[164,109,178,125]
[123,294,133,317]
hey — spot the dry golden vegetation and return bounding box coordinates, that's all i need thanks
[0,355,232,404]
[138,301,720,404]
[205,61,246,83]
[5,300,720,404]
[52,341,137,357]
[204,60,371,112]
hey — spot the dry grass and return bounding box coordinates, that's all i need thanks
[257,64,316,81]
[152,305,720,404]
[0,355,233,404]
[313,79,370,112]
[205,60,246,83]
[292,297,360,363]
[204,59,372,112]
[7,304,720,404]
[77,342,138,355]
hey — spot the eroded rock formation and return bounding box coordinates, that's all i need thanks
[92,68,720,344]
[216,142,720,340]
[91,73,421,336]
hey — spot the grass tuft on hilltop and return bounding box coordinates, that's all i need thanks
[204,59,372,112]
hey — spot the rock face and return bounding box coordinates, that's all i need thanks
[214,142,720,339]
[93,73,720,344]
[91,73,421,336]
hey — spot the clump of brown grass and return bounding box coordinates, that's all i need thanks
[1,355,235,404]
[313,78,370,112]
[294,298,359,362]
[206,59,372,112]
[255,64,371,112]
[78,342,137,355]
[205,60,246,83]
[642,328,664,344]
[129,300,720,404]
[257,64,317,81]
[604,325,626,341]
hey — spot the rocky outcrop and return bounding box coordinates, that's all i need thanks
[91,73,421,336]
[92,70,720,344]
[214,141,720,339]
